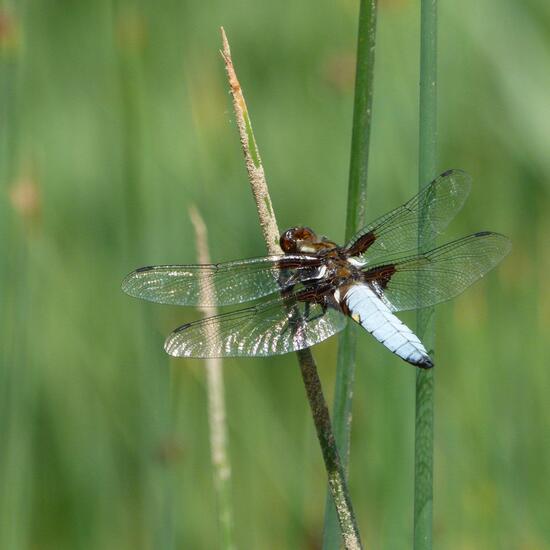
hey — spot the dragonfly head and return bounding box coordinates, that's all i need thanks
[280,226,317,253]
[280,226,337,254]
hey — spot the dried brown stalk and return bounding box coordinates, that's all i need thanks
[189,205,234,549]
[220,27,362,550]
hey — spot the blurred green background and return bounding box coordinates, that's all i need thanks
[1,0,549,548]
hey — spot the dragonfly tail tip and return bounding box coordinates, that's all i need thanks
[416,356,434,369]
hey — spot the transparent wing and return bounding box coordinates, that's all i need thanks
[344,169,472,265]
[363,232,511,312]
[122,254,324,307]
[164,293,347,358]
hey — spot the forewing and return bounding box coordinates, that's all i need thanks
[364,232,511,312]
[345,169,471,264]
[164,295,347,358]
[122,255,324,307]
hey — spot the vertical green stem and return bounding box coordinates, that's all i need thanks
[414,1,437,548]
[323,1,377,548]
[345,0,378,239]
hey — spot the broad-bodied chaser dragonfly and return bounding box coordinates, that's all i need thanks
[122,170,511,368]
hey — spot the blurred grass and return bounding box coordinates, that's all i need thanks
[1,0,549,549]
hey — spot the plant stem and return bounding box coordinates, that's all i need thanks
[414,1,438,549]
[345,0,378,239]
[189,206,235,550]
[323,1,377,548]
[220,28,363,550]
[297,349,363,550]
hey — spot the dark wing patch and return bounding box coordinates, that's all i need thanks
[363,264,396,290]
[344,232,376,258]
[344,169,471,264]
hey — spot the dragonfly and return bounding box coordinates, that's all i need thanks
[122,169,511,368]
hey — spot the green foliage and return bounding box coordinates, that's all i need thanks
[323,1,377,547]
[1,1,550,548]
[414,0,438,548]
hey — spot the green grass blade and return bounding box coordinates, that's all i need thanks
[414,0,438,548]
[322,1,378,548]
